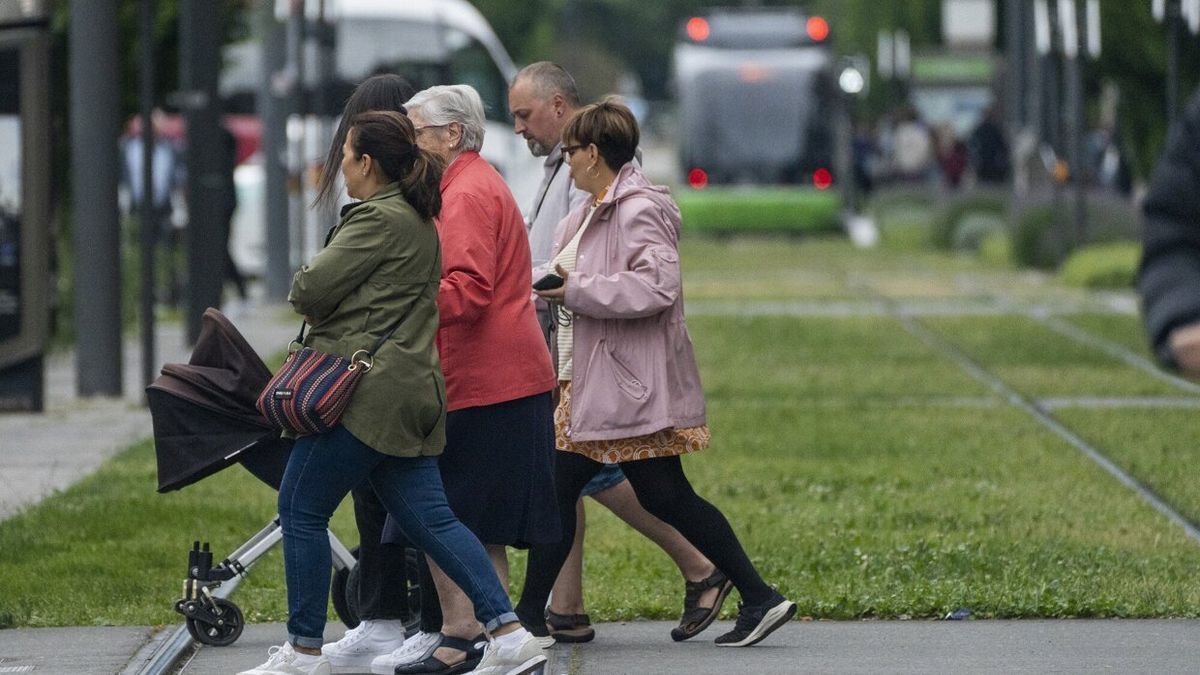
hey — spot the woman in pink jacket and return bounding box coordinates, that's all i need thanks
[523,100,795,648]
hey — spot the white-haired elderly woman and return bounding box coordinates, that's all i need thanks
[379,84,560,675]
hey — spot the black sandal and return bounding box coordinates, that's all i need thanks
[671,569,734,642]
[393,634,487,675]
[546,608,595,643]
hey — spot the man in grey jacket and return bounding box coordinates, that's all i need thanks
[1139,87,1200,376]
[509,62,721,643]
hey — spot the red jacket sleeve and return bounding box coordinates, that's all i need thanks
[436,192,498,327]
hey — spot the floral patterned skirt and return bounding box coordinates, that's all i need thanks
[555,381,710,464]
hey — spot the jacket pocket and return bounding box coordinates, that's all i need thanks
[421,371,446,438]
[605,343,648,401]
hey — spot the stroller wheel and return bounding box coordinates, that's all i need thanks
[331,547,362,629]
[186,597,245,647]
[330,546,422,633]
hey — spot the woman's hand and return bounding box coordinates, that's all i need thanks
[534,264,570,301]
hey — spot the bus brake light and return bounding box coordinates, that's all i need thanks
[807,16,830,42]
[686,17,710,42]
[813,168,833,190]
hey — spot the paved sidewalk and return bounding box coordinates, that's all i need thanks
[3,619,1200,674]
[0,300,297,521]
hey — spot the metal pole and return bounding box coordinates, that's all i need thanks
[261,0,291,301]
[69,0,122,396]
[138,0,156,393]
[286,0,307,266]
[1068,0,1087,247]
[179,0,226,344]
[1166,0,1181,127]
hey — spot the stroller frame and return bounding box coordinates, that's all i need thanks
[149,309,421,647]
[174,517,357,646]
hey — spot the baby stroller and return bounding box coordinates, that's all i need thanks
[147,308,421,646]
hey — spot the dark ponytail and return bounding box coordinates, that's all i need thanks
[314,74,415,208]
[347,110,444,219]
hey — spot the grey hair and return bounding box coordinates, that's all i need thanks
[511,61,581,107]
[405,84,486,152]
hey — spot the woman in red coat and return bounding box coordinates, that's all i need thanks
[385,84,560,675]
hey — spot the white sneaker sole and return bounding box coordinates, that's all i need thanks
[532,635,556,650]
[715,600,797,647]
[502,654,548,675]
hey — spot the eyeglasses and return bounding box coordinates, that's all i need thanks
[561,143,587,158]
[414,124,448,134]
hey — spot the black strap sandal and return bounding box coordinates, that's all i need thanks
[546,608,595,643]
[671,569,734,642]
[393,633,487,675]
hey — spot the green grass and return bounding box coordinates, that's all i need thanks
[7,237,1200,627]
[922,315,1185,397]
[675,187,840,235]
[1061,313,1153,357]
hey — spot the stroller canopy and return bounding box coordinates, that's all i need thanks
[148,308,288,492]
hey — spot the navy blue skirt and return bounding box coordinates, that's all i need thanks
[383,390,560,549]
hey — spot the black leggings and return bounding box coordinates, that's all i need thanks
[515,451,776,622]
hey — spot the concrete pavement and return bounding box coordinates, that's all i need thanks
[4,619,1200,674]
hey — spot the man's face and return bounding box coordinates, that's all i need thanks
[509,79,563,158]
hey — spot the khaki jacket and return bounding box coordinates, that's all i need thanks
[288,183,446,457]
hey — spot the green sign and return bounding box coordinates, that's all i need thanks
[911,54,994,83]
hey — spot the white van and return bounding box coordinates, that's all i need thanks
[225,0,540,275]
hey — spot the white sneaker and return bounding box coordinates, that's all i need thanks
[322,620,406,673]
[468,631,548,675]
[370,630,442,675]
[238,643,332,675]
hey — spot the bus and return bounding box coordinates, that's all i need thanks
[221,0,540,275]
[672,7,838,190]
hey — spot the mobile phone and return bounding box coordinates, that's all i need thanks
[532,273,565,291]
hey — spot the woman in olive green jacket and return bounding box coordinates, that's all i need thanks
[240,110,547,675]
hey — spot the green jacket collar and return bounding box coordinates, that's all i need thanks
[339,182,403,219]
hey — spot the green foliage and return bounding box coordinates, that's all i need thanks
[675,187,841,235]
[1011,198,1139,271]
[1012,206,1066,270]
[1059,241,1141,290]
[930,194,1007,250]
[978,229,1013,268]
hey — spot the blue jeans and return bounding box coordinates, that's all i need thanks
[278,425,518,648]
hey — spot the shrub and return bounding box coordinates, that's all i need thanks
[1011,196,1139,270]
[978,229,1013,267]
[931,193,1007,250]
[953,212,1007,252]
[1012,206,1064,269]
[1059,241,1141,289]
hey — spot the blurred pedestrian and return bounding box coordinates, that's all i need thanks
[1139,88,1200,377]
[239,110,546,675]
[968,106,1010,184]
[120,108,184,305]
[509,61,722,644]
[891,106,934,182]
[383,84,559,675]
[217,123,249,312]
[518,99,796,648]
[306,74,421,675]
[935,124,968,189]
